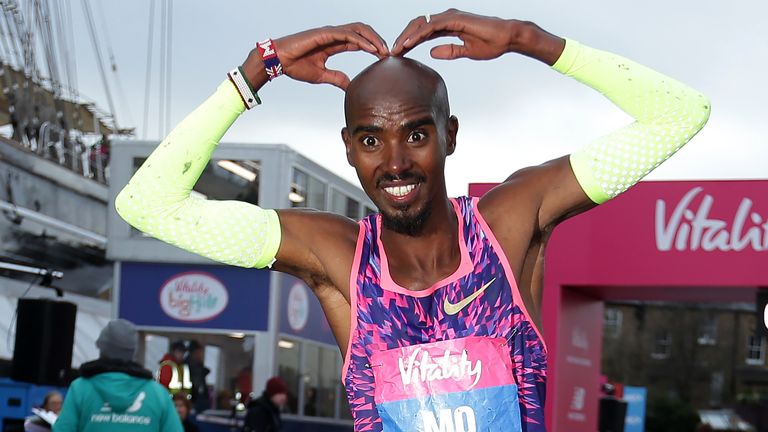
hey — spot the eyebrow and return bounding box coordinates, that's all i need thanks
[403,117,435,131]
[351,124,383,135]
[351,116,436,136]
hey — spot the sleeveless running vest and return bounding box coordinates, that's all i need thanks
[343,197,548,432]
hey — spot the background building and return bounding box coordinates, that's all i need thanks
[602,302,768,428]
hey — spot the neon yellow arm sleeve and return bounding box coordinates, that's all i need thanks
[554,39,711,204]
[114,80,281,268]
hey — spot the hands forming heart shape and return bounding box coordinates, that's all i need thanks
[241,9,564,91]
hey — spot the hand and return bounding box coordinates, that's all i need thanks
[391,9,564,65]
[243,23,389,91]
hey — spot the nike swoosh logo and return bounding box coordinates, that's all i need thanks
[443,278,496,316]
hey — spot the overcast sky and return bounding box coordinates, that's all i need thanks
[68,0,766,196]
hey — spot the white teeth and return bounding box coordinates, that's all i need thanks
[384,184,416,197]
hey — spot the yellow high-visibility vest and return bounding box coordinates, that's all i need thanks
[159,360,192,394]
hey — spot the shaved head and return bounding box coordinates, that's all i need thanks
[344,57,450,125]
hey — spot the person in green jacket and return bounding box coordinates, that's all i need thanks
[54,319,183,432]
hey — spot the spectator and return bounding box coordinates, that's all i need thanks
[172,392,201,432]
[53,319,182,432]
[242,377,287,432]
[158,341,191,395]
[235,366,252,405]
[42,391,63,415]
[303,387,317,417]
[23,391,62,432]
[186,341,210,412]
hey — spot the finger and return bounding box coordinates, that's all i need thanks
[400,16,460,51]
[421,30,462,43]
[392,16,428,56]
[318,68,351,90]
[323,28,379,56]
[325,42,362,57]
[349,23,389,57]
[396,18,463,57]
[396,30,463,58]
[430,43,468,60]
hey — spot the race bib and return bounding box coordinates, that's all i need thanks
[371,336,522,432]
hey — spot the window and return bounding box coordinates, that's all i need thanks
[604,308,623,338]
[291,168,326,210]
[143,334,169,371]
[139,332,254,411]
[697,316,718,345]
[277,338,301,413]
[746,335,765,365]
[330,189,360,219]
[276,338,345,419]
[651,330,672,359]
[302,344,340,418]
[710,371,724,406]
[204,345,221,387]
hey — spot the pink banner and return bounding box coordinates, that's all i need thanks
[545,180,768,288]
[551,290,603,431]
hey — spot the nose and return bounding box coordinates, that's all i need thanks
[383,141,412,176]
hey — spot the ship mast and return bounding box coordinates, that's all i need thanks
[0,0,133,184]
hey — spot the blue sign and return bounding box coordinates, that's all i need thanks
[278,274,336,345]
[119,262,270,331]
[623,386,647,432]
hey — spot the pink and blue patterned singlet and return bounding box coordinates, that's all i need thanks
[343,196,548,431]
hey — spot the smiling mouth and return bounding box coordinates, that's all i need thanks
[384,184,417,197]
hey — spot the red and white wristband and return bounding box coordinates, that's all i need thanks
[257,39,284,81]
[227,67,261,110]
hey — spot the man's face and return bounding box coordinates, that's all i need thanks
[271,392,287,409]
[173,349,185,362]
[45,394,63,414]
[191,347,204,362]
[343,58,457,235]
[174,399,188,420]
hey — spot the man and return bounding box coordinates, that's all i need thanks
[172,392,201,432]
[158,340,192,395]
[54,319,182,432]
[186,340,210,412]
[116,9,709,431]
[242,377,288,432]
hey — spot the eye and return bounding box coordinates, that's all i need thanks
[407,131,427,143]
[361,136,379,147]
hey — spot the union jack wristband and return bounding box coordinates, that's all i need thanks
[257,39,284,81]
[227,67,261,110]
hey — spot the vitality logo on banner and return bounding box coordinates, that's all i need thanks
[371,336,522,432]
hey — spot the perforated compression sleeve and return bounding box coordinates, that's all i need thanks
[115,80,281,268]
[554,39,711,204]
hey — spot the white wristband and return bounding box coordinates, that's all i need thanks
[227,67,261,110]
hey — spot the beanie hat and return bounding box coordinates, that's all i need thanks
[265,377,288,397]
[96,319,138,361]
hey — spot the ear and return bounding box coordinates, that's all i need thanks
[446,115,459,156]
[341,127,354,166]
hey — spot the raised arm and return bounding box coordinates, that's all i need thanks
[115,25,388,276]
[393,10,710,231]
